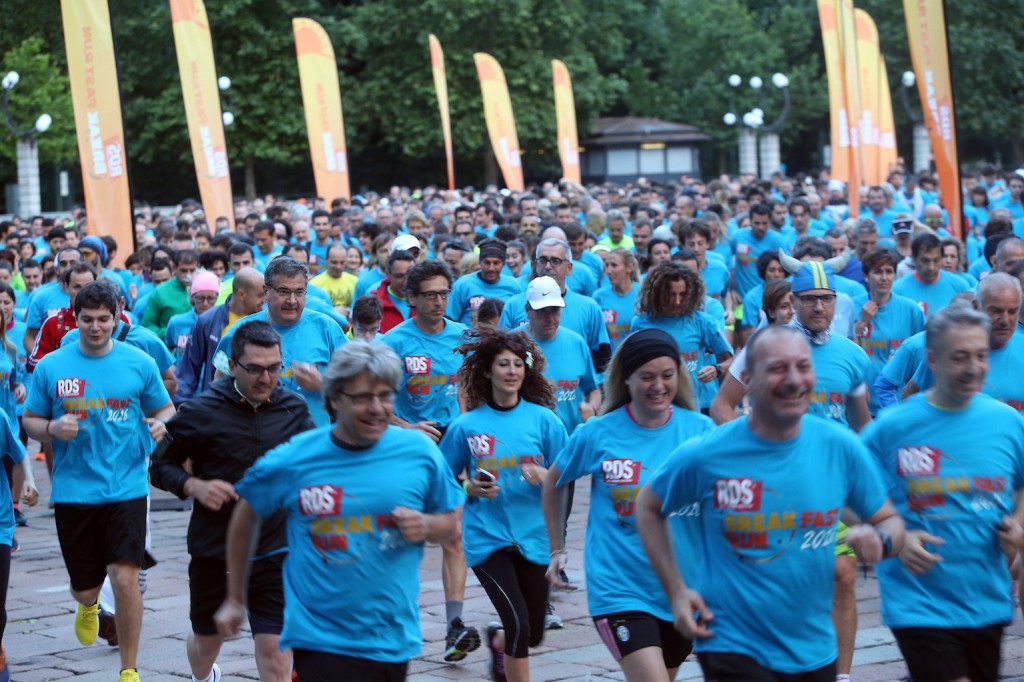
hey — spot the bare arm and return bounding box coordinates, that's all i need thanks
[214,499,262,637]
[161,367,177,396]
[709,372,747,424]
[541,464,571,588]
[847,392,872,433]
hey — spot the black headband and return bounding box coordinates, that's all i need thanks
[619,328,680,379]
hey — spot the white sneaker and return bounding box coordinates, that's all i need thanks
[192,663,221,682]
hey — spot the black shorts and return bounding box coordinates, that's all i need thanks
[293,649,407,682]
[593,610,692,669]
[189,553,285,636]
[55,496,149,592]
[698,651,836,681]
[892,623,1004,682]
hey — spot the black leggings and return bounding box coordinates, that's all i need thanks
[0,543,9,644]
[472,547,549,658]
[293,650,407,681]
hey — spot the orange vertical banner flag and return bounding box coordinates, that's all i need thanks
[855,9,881,186]
[904,0,962,239]
[837,0,864,216]
[429,35,455,191]
[551,60,581,184]
[169,0,235,228]
[293,18,350,203]
[60,0,133,263]
[877,52,898,182]
[474,53,524,192]
[816,0,850,184]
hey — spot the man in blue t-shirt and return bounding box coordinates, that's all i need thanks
[731,204,788,301]
[862,303,1024,682]
[217,342,462,680]
[23,281,175,682]
[636,325,903,680]
[863,185,898,236]
[446,239,521,325]
[892,232,972,319]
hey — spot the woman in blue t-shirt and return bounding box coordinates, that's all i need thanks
[542,328,714,681]
[441,329,567,682]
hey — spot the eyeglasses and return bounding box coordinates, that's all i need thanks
[338,390,395,405]
[192,294,218,304]
[536,256,567,268]
[235,361,283,378]
[353,324,380,335]
[416,289,451,301]
[456,231,474,238]
[795,293,837,306]
[270,286,307,299]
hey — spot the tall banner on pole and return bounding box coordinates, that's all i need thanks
[293,18,350,203]
[551,60,581,184]
[877,52,898,182]
[904,0,962,239]
[474,53,524,192]
[816,0,850,184]
[837,0,864,217]
[429,35,455,191]
[169,0,235,228]
[60,0,134,264]
[855,9,881,186]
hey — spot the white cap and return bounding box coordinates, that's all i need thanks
[391,234,421,253]
[828,179,846,193]
[526,276,565,310]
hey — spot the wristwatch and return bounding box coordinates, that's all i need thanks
[713,363,724,378]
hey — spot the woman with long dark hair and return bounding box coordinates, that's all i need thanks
[542,328,713,681]
[441,328,568,682]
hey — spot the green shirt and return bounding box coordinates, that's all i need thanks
[142,278,191,338]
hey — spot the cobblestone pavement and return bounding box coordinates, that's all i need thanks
[6,456,1023,681]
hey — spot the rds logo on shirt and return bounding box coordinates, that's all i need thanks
[56,378,86,398]
[714,478,763,511]
[298,484,342,516]
[467,434,496,458]
[404,356,431,374]
[601,458,641,486]
[896,446,941,476]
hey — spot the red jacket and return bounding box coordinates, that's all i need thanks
[373,279,413,334]
[28,306,131,371]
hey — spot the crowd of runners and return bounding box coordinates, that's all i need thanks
[0,163,1023,682]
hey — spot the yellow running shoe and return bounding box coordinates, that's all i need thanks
[118,669,140,682]
[74,600,99,645]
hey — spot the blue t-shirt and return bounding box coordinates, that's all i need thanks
[382,318,467,429]
[892,271,973,319]
[593,283,640,353]
[26,282,68,329]
[566,262,598,297]
[7,321,27,418]
[446,273,522,325]
[353,268,386,301]
[0,407,24,544]
[165,309,198,360]
[697,297,728,409]
[213,309,346,426]
[500,288,610,353]
[307,240,334,277]
[554,405,713,619]
[982,333,1024,414]
[441,400,567,566]
[880,330,926,390]
[863,394,1024,629]
[866,208,898,237]
[531,327,598,433]
[630,312,733,394]
[0,340,20,433]
[648,415,888,673]
[853,295,927,415]
[701,260,731,300]
[731,229,786,298]
[800,332,870,426]
[25,343,170,503]
[741,283,767,327]
[236,425,462,662]
[253,245,283,270]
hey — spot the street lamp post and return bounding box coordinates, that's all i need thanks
[1,71,52,216]
[218,76,235,128]
[724,73,790,180]
[899,70,931,174]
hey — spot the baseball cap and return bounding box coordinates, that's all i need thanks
[190,271,220,295]
[526,276,565,310]
[391,234,421,253]
[893,217,914,235]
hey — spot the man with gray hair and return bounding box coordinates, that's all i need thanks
[216,341,462,680]
[862,302,1024,682]
[499,238,611,372]
[213,257,346,426]
[995,236,1024,274]
[596,209,634,250]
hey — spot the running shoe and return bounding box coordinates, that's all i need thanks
[486,623,506,682]
[443,617,481,661]
[544,602,563,630]
[0,646,9,682]
[119,669,140,682]
[33,452,43,461]
[13,508,25,527]
[192,662,220,682]
[98,609,119,646]
[75,600,99,645]
[9,537,16,554]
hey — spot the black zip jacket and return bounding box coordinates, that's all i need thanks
[151,377,315,559]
